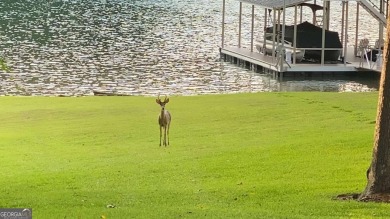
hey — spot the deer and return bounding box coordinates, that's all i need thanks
[156,94,171,146]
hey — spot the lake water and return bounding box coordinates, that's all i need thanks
[0,0,379,96]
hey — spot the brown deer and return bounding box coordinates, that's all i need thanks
[156,94,171,146]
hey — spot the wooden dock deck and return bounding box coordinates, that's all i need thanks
[220,46,381,77]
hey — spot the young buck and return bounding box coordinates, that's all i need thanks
[156,95,171,146]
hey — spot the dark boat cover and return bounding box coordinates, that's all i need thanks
[266,22,343,61]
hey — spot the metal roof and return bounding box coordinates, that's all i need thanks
[238,0,313,9]
[238,0,359,8]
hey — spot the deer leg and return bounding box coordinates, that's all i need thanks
[167,124,170,146]
[159,126,162,146]
[163,126,167,146]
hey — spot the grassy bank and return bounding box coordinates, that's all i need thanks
[0,92,388,218]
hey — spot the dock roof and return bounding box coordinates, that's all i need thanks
[239,0,358,9]
[238,0,314,9]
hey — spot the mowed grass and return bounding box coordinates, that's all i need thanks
[0,92,389,218]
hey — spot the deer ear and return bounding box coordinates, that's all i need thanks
[156,99,160,104]
[165,98,169,103]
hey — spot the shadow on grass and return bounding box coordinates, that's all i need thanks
[336,193,390,203]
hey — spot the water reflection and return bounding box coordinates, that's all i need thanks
[0,0,379,96]
[277,77,379,92]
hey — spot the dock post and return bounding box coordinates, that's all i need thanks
[281,0,286,72]
[221,0,225,48]
[354,2,359,57]
[238,2,242,48]
[379,0,384,53]
[321,0,326,65]
[293,5,297,64]
[377,53,383,70]
[264,8,267,52]
[251,5,255,52]
[325,1,330,30]
[344,2,349,65]
[246,61,250,69]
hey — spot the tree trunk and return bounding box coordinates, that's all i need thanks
[358,15,390,202]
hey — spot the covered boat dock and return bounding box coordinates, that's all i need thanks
[220,0,387,77]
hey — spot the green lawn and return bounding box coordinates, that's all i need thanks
[0,92,388,218]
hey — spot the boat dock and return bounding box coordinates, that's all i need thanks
[221,46,381,78]
[220,0,387,78]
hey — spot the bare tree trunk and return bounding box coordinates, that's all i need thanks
[358,14,390,202]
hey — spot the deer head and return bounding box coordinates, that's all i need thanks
[156,94,169,110]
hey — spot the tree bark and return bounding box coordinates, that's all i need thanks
[358,14,390,202]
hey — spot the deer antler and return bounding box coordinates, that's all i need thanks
[157,94,169,104]
[156,94,161,104]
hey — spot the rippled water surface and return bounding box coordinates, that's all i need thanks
[0,0,379,96]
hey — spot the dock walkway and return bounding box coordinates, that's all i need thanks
[221,46,381,77]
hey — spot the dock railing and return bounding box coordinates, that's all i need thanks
[269,46,343,66]
[357,38,383,70]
